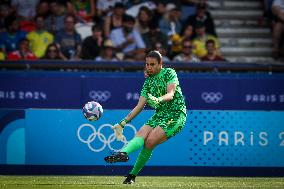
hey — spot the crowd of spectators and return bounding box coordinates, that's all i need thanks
[0,0,226,62]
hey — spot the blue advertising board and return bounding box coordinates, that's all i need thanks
[1,109,284,167]
[0,71,284,110]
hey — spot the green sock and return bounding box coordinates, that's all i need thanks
[121,136,144,154]
[130,147,153,176]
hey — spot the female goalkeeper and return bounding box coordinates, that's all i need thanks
[104,50,187,184]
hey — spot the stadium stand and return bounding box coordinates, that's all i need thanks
[209,0,274,63]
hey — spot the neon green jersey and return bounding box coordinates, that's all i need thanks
[141,68,187,114]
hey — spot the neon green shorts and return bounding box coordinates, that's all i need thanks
[145,110,187,138]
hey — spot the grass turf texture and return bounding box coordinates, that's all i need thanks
[0,176,283,189]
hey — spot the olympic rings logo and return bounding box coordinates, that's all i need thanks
[77,123,137,152]
[89,91,111,102]
[201,92,223,103]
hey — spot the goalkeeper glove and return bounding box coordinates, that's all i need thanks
[112,119,128,141]
[147,93,163,109]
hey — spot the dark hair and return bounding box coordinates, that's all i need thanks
[42,43,61,59]
[4,15,17,29]
[206,39,216,47]
[138,6,152,18]
[122,14,135,23]
[114,2,124,9]
[146,50,162,63]
[92,24,103,31]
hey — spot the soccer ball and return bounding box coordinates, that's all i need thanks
[82,101,103,121]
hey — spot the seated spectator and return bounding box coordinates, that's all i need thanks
[110,14,146,61]
[55,14,82,60]
[272,0,284,59]
[134,6,153,35]
[36,0,50,19]
[142,20,168,51]
[45,1,68,34]
[154,41,170,62]
[0,16,27,54]
[152,1,167,25]
[11,0,39,21]
[159,3,182,36]
[181,23,194,40]
[184,2,217,37]
[42,43,65,60]
[7,38,37,60]
[67,0,96,22]
[81,24,104,60]
[201,39,226,61]
[26,15,54,58]
[173,38,200,62]
[103,2,125,38]
[0,3,13,32]
[192,21,220,58]
[95,39,118,61]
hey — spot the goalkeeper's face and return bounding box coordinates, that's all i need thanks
[145,57,162,76]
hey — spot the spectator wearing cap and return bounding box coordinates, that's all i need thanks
[184,2,217,37]
[142,20,168,51]
[134,6,153,35]
[7,38,37,60]
[0,16,27,54]
[159,3,182,36]
[110,14,146,61]
[201,39,226,61]
[26,15,54,58]
[192,21,220,58]
[173,38,200,62]
[95,39,118,61]
[103,2,126,38]
[81,24,104,60]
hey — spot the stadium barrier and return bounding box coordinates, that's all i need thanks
[0,109,283,176]
[0,70,284,110]
[1,60,284,73]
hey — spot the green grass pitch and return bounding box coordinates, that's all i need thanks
[0,176,284,189]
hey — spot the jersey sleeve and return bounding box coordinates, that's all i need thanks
[166,68,179,85]
[140,80,149,98]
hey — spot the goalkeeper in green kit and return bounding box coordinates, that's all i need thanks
[104,50,187,184]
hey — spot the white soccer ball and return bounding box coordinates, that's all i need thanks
[82,101,103,121]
